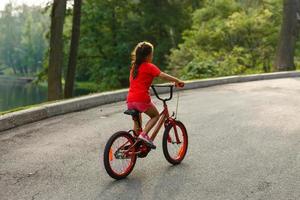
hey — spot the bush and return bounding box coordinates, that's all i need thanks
[168,0,282,80]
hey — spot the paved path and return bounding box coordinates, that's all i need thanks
[0,78,299,200]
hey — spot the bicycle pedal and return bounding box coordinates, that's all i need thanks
[137,148,151,158]
[137,152,149,158]
[137,138,156,149]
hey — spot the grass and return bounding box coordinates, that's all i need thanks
[1,103,45,115]
[0,81,107,116]
[0,105,39,115]
[75,81,101,92]
[0,81,101,115]
[0,99,64,116]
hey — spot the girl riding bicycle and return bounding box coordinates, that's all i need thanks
[127,41,184,149]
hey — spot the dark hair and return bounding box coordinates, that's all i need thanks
[131,41,153,79]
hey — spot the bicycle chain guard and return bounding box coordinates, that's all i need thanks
[125,130,151,158]
[136,141,151,158]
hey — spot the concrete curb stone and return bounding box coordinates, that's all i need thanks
[1,71,300,132]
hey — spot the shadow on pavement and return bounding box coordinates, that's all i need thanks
[97,162,191,200]
[97,176,142,200]
[152,162,191,200]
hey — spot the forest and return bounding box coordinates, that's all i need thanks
[0,0,299,103]
[0,4,49,76]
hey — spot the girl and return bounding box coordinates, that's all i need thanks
[127,41,184,149]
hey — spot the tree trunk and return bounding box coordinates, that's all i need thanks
[48,0,66,101]
[64,0,82,98]
[274,0,300,71]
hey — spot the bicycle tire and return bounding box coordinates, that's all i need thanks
[162,120,188,165]
[103,131,137,180]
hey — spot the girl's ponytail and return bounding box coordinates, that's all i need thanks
[131,41,153,79]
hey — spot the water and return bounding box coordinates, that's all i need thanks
[0,77,92,112]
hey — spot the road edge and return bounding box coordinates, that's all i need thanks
[1,71,299,132]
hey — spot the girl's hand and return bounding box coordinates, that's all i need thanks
[175,80,184,88]
[159,72,184,87]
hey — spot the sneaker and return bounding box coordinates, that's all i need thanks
[138,132,156,149]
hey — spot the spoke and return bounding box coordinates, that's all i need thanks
[167,126,184,159]
[121,159,125,172]
[109,136,133,175]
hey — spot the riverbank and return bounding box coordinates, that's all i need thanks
[0,76,99,113]
[0,81,101,115]
[0,75,35,83]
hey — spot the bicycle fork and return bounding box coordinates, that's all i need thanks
[166,119,181,144]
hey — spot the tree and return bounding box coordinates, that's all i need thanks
[0,3,18,75]
[19,5,49,74]
[64,0,82,98]
[0,4,49,76]
[274,0,300,71]
[48,0,67,100]
[77,0,200,91]
[168,0,282,80]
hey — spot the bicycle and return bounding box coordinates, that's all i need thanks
[103,84,188,180]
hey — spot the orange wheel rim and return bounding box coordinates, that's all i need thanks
[178,145,184,157]
[107,135,136,177]
[109,148,113,161]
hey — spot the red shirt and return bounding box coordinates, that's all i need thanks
[127,62,161,103]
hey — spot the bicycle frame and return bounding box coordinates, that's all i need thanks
[149,101,170,141]
[131,101,170,140]
[119,84,182,158]
[137,85,181,143]
[104,85,187,180]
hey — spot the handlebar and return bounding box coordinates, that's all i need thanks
[151,84,174,102]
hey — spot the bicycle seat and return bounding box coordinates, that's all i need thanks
[124,109,140,117]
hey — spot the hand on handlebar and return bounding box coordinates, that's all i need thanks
[175,80,184,88]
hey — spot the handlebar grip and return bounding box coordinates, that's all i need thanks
[177,82,184,88]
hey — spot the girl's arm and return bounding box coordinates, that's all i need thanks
[159,72,184,87]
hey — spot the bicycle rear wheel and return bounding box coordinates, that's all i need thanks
[103,131,137,180]
[162,120,188,165]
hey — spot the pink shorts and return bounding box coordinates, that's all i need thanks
[127,101,155,113]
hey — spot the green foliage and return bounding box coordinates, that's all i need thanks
[168,0,282,80]
[0,4,49,76]
[0,0,291,94]
[77,0,201,90]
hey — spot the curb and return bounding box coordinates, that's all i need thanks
[1,71,300,132]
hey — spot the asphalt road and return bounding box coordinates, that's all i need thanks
[0,78,299,200]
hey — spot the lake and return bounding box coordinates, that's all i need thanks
[0,76,92,113]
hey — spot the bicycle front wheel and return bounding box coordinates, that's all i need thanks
[103,131,137,180]
[162,120,188,165]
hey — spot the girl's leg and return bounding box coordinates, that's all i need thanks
[137,105,159,149]
[133,113,142,133]
[143,105,159,135]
